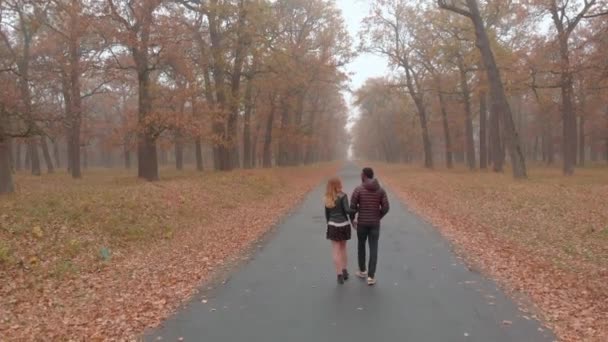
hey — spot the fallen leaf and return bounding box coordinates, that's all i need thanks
[32,226,43,239]
[0,164,343,340]
[379,164,608,342]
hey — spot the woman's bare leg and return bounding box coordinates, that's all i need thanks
[340,241,348,271]
[331,241,341,274]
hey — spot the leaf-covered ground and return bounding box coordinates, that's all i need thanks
[0,164,338,340]
[376,164,608,342]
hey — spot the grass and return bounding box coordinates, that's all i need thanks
[0,165,331,275]
[0,163,340,340]
[0,241,11,265]
[377,164,608,270]
[375,163,608,341]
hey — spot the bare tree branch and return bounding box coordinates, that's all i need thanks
[437,0,473,18]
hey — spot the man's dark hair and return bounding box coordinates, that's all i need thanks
[362,167,374,179]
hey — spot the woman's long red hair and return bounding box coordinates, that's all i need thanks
[324,177,342,208]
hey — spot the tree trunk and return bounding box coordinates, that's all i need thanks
[251,117,262,168]
[53,139,60,168]
[242,79,254,169]
[278,99,291,167]
[62,65,82,178]
[550,15,577,175]
[134,9,159,181]
[605,106,608,163]
[227,121,239,169]
[66,132,72,173]
[136,78,159,180]
[488,103,503,171]
[40,137,54,173]
[69,128,81,178]
[17,22,40,177]
[419,113,433,168]
[224,0,249,170]
[578,115,585,166]
[263,100,276,168]
[124,147,131,169]
[560,67,577,174]
[466,0,526,178]
[541,135,546,162]
[28,139,41,176]
[293,91,307,165]
[194,138,203,171]
[7,136,14,172]
[197,38,219,170]
[459,65,476,170]
[403,66,433,168]
[175,133,184,171]
[69,31,83,179]
[0,136,13,194]
[437,90,453,168]
[547,129,555,164]
[207,0,231,171]
[0,110,14,194]
[25,144,30,170]
[304,96,323,165]
[82,146,88,169]
[15,142,21,171]
[479,90,488,169]
[68,125,82,179]
[533,136,539,162]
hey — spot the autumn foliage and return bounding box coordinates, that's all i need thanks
[376,164,608,341]
[353,0,608,176]
[0,0,352,193]
[0,164,339,339]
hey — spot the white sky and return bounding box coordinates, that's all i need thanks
[335,0,390,129]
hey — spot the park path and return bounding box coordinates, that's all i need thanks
[145,164,554,342]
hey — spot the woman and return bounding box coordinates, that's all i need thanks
[324,177,355,284]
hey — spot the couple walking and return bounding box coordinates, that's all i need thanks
[324,167,390,285]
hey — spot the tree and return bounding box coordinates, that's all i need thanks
[0,0,45,176]
[360,0,434,168]
[0,57,34,193]
[106,0,165,181]
[2,0,352,193]
[479,89,488,168]
[542,0,607,174]
[352,78,419,163]
[43,0,104,178]
[425,11,478,169]
[438,0,527,178]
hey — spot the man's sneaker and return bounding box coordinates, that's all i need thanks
[337,274,345,284]
[342,269,349,281]
[367,277,376,286]
[356,270,367,279]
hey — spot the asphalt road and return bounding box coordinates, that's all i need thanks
[145,164,554,342]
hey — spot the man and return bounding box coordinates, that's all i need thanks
[350,167,390,285]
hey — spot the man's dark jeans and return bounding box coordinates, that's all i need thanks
[357,224,380,278]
